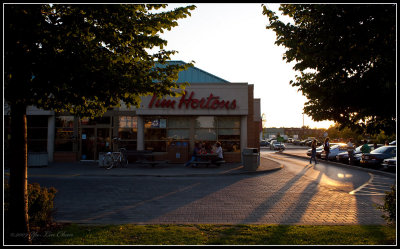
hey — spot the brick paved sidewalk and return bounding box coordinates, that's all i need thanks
[4,156,283,178]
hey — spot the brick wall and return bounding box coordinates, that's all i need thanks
[247,85,261,150]
[224,152,241,163]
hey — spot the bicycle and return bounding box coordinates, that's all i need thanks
[103,147,128,170]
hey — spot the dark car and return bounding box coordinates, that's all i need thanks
[360,146,396,168]
[336,144,376,164]
[260,140,270,147]
[300,139,312,146]
[305,139,320,147]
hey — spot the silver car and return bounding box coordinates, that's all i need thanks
[270,140,285,151]
[382,157,396,171]
[321,144,348,161]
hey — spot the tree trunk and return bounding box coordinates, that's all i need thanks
[7,103,31,245]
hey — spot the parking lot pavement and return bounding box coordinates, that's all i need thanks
[279,149,395,178]
[5,154,392,226]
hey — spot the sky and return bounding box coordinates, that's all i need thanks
[155,3,335,129]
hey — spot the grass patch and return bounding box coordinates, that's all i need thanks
[41,223,396,245]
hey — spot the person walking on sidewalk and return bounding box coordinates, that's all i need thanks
[309,139,318,164]
[347,138,355,165]
[323,137,330,160]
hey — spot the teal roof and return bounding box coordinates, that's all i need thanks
[157,61,230,83]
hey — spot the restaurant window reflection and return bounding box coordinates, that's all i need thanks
[118,116,137,150]
[144,117,167,152]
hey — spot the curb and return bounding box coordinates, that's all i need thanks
[281,152,396,179]
[59,165,284,178]
[12,161,284,178]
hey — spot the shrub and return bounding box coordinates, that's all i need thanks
[376,185,396,225]
[4,180,58,229]
[27,182,58,228]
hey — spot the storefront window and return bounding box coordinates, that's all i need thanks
[195,129,217,140]
[220,141,241,152]
[169,117,190,128]
[167,117,190,141]
[195,116,216,141]
[167,129,190,140]
[118,116,137,150]
[81,117,111,125]
[218,117,240,128]
[27,116,48,152]
[119,116,137,128]
[217,117,240,153]
[56,116,74,128]
[144,117,167,152]
[55,116,75,152]
[118,116,137,140]
[195,116,216,128]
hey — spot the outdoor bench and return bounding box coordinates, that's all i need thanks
[188,160,226,168]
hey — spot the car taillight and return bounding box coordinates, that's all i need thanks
[364,155,376,160]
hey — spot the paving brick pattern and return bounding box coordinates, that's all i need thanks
[31,162,392,225]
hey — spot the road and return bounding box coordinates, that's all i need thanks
[27,149,395,225]
[261,148,394,198]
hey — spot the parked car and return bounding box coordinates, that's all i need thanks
[260,140,270,147]
[336,144,376,164]
[313,143,344,159]
[381,157,396,171]
[389,140,396,145]
[300,139,312,146]
[269,140,277,149]
[307,145,324,157]
[321,144,347,161]
[293,140,301,145]
[270,140,285,151]
[351,144,384,165]
[305,140,313,147]
[360,146,396,168]
[288,138,294,143]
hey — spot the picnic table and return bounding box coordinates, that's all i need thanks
[188,153,225,167]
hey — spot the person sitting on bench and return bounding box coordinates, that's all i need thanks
[211,142,224,165]
[184,142,201,167]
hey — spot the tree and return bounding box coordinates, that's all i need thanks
[4,4,195,244]
[262,4,396,135]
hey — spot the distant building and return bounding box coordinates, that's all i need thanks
[263,127,326,140]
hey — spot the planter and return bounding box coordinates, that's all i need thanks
[28,152,48,167]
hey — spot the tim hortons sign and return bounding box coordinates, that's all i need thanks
[148,91,237,110]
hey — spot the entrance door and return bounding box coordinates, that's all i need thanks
[81,127,112,160]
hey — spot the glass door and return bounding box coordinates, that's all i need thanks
[96,128,111,156]
[81,128,96,160]
[81,127,112,160]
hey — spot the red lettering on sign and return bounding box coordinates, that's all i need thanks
[149,91,237,110]
[149,95,176,109]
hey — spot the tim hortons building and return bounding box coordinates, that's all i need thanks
[4,61,262,165]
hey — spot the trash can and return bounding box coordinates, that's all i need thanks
[242,148,260,171]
